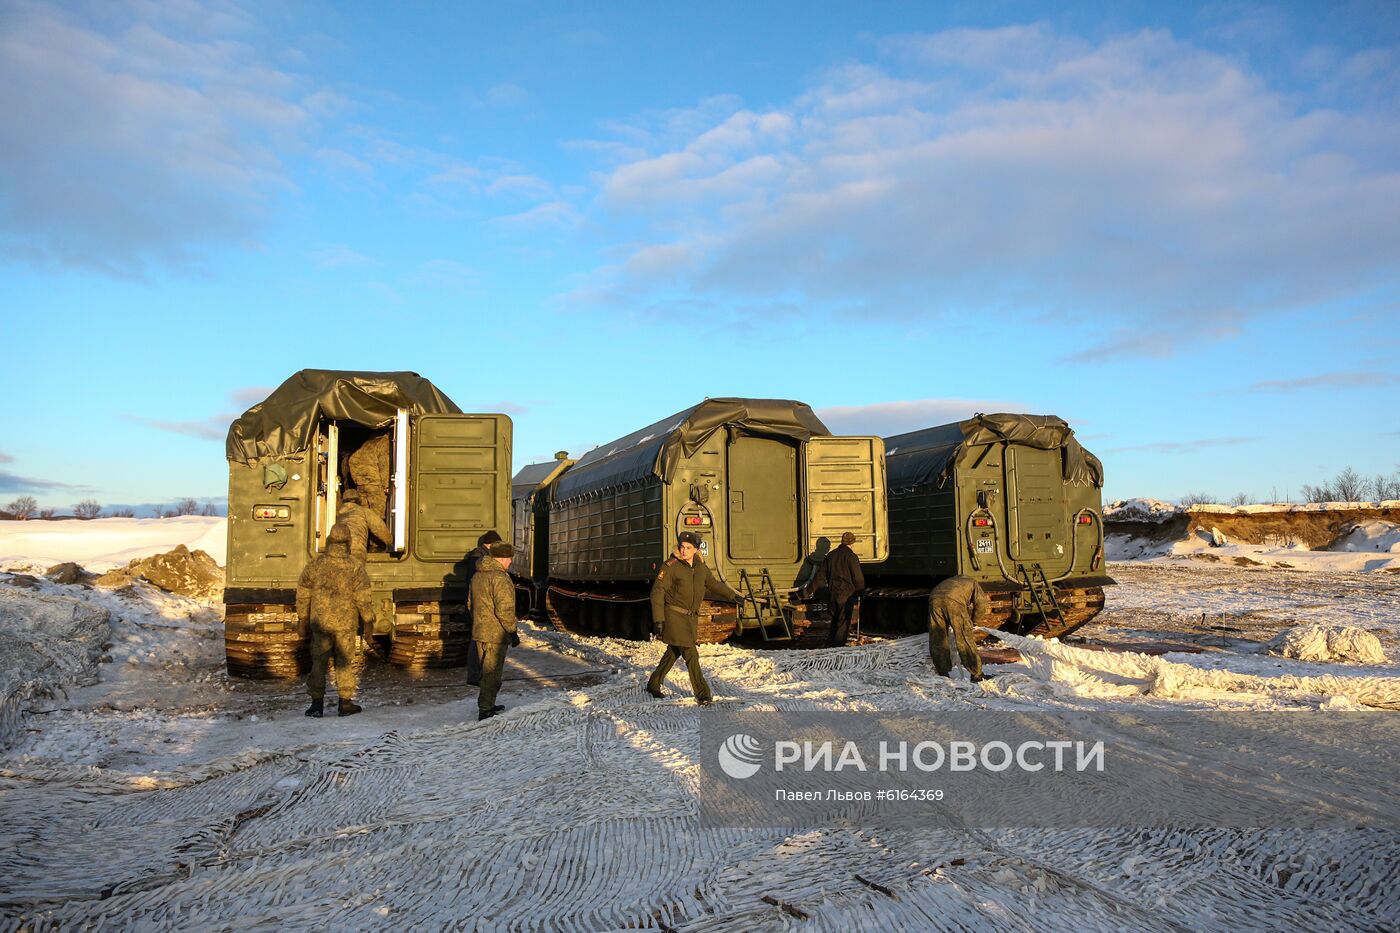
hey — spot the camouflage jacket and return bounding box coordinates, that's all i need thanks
[471,556,517,644]
[336,501,391,561]
[348,434,391,490]
[296,539,374,634]
[928,575,991,627]
[650,555,740,648]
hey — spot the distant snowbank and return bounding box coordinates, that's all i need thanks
[1104,499,1400,572]
[0,517,226,572]
[1106,498,1400,520]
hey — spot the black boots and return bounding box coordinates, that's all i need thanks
[306,697,361,717]
[645,685,665,699]
[478,704,505,721]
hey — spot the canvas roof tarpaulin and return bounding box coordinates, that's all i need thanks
[885,413,1104,489]
[553,398,831,501]
[226,369,462,464]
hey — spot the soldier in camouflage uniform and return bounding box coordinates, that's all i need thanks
[646,531,743,704]
[471,541,519,721]
[347,433,391,522]
[297,522,374,717]
[336,488,391,562]
[927,575,989,682]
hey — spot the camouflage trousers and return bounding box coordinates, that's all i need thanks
[307,625,359,700]
[648,645,711,702]
[476,640,510,712]
[928,602,982,679]
[358,485,389,525]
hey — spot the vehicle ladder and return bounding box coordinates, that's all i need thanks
[1015,563,1066,631]
[736,568,792,642]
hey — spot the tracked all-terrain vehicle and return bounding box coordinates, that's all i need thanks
[512,399,888,646]
[222,370,512,677]
[862,414,1113,639]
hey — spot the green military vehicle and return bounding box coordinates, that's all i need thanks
[512,398,888,646]
[510,452,575,618]
[223,370,512,677]
[862,413,1113,638]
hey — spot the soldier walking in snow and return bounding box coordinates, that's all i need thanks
[927,575,990,682]
[471,541,519,721]
[297,522,374,717]
[646,531,743,704]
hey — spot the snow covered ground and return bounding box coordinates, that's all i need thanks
[0,557,1397,930]
[0,516,226,572]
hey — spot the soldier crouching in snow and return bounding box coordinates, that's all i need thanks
[471,541,519,721]
[927,575,990,682]
[297,522,374,717]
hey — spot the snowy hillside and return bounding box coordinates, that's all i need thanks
[0,517,226,572]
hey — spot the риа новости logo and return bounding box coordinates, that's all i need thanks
[717,733,763,779]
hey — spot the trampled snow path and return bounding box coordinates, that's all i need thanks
[2,563,1399,930]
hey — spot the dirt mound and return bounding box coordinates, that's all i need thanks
[1183,507,1400,550]
[1107,504,1400,560]
[45,562,97,586]
[95,545,224,599]
[1266,624,1388,665]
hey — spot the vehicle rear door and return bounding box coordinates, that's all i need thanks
[413,414,513,561]
[804,436,889,561]
[1004,445,1067,563]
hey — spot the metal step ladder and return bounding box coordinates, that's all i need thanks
[1015,563,1066,631]
[736,568,792,642]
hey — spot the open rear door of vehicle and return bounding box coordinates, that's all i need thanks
[412,414,513,561]
[804,436,888,561]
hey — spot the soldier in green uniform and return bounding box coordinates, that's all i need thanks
[297,522,374,717]
[471,541,519,721]
[647,531,743,704]
[336,488,391,562]
[927,575,990,682]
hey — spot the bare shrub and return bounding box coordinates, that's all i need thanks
[73,500,103,520]
[109,508,136,518]
[200,503,219,516]
[1228,492,1251,506]
[1332,467,1367,502]
[173,497,199,516]
[5,496,37,520]
[1372,472,1400,501]
[38,507,55,519]
[1179,492,1215,507]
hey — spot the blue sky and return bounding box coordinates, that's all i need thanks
[3,0,1398,513]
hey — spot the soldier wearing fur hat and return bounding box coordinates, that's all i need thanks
[471,541,518,721]
[646,531,742,704]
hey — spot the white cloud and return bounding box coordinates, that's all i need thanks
[571,26,1400,358]
[0,1,317,276]
[817,398,1024,438]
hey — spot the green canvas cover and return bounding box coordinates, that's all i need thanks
[553,398,830,501]
[886,413,1103,489]
[226,369,462,464]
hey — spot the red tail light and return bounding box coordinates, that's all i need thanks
[684,516,704,525]
[972,518,991,527]
[1077,515,1093,524]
